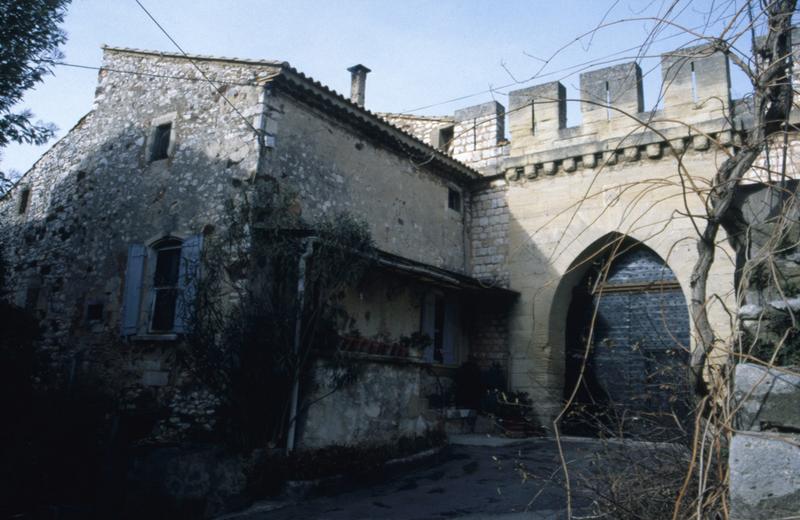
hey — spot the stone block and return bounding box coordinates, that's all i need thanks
[541,162,556,176]
[733,363,800,432]
[602,150,618,166]
[582,154,597,169]
[692,134,710,151]
[669,137,687,154]
[505,167,520,181]
[524,164,537,179]
[729,433,800,520]
[142,370,170,387]
[562,157,576,173]
[623,146,640,162]
[646,142,662,159]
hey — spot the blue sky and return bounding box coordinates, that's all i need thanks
[3,0,759,175]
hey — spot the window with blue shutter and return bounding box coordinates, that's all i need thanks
[420,292,437,362]
[419,291,460,365]
[149,238,182,332]
[442,299,459,365]
[120,235,203,337]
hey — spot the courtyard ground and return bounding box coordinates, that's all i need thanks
[219,435,629,520]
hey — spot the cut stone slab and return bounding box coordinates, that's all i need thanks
[733,363,800,432]
[729,433,800,520]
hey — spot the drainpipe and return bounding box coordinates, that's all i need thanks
[286,237,316,454]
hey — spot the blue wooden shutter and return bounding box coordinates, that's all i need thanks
[121,244,146,336]
[443,299,459,365]
[420,292,436,362]
[174,234,203,333]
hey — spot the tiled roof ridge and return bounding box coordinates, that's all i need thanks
[102,45,479,180]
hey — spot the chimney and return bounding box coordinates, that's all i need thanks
[347,64,371,107]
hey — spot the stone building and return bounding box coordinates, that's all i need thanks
[1,34,798,454]
[0,47,520,450]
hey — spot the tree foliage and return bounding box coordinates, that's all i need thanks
[0,0,70,186]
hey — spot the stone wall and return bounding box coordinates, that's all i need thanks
[268,92,470,272]
[451,102,508,176]
[466,305,511,372]
[343,270,425,340]
[468,178,510,286]
[378,113,454,149]
[729,363,800,519]
[0,47,267,392]
[381,101,509,177]
[297,356,443,449]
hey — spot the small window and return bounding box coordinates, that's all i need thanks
[150,122,172,162]
[86,302,104,322]
[438,125,454,153]
[448,187,462,212]
[18,187,31,214]
[24,285,40,312]
[150,238,182,332]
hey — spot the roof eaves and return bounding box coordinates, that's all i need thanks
[99,46,479,181]
[375,249,518,297]
[272,66,480,182]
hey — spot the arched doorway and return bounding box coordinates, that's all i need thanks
[562,236,691,438]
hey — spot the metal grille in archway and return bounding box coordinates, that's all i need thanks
[564,245,691,437]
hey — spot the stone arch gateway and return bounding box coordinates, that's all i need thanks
[561,235,692,436]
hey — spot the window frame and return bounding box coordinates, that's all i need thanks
[420,290,462,366]
[147,237,183,333]
[146,113,177,163]
[17,186,31,215]
[447,187,462,213]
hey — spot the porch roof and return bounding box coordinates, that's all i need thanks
[375,250,518,299]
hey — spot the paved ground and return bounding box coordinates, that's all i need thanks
[223,435,615,520]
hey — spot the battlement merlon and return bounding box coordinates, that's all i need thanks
[581,62,644,126]
[506,44,736,160]
[453,101,506,145]
[449,101,508,176]
[508,82,566,153]
[660,43,731,123]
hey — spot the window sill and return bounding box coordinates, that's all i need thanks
[131,333,179,342]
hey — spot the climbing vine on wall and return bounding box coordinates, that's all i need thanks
[179,178,374,451]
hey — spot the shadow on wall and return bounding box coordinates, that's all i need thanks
[0,127,263,518]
